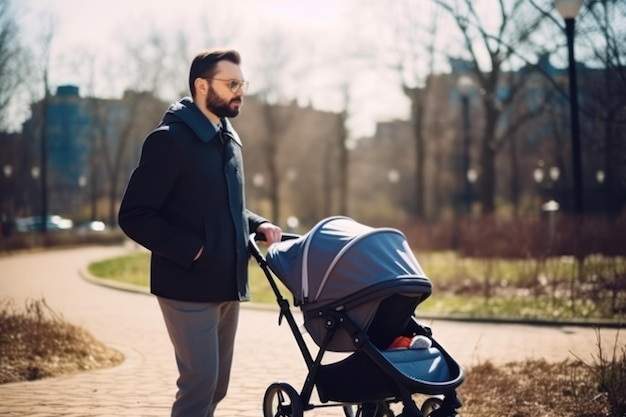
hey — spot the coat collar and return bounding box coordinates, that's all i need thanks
[163,98,242,147]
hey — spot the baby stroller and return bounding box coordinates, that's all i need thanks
[249,216,464,417]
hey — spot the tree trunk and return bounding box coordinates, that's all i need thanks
[479,109,499,216]
[509,136,519,219]
[405,86,426,219]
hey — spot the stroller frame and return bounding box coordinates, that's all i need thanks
[249,232,463,417]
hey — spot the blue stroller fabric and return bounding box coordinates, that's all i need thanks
[266,216,432,352]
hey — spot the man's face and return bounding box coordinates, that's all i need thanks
[204,61,246,119]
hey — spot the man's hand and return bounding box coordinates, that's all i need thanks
[256,222,282,246]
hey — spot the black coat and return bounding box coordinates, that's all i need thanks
[118,98,268,302]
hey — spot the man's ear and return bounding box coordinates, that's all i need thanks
[194,77,208,96]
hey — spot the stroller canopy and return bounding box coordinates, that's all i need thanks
[266,216,429,306]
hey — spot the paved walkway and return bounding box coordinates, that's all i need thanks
[0,244,624,417]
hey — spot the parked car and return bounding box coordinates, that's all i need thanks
[76,220,107,232]
[14,215,74,232]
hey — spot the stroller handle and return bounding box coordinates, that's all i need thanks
[251,231,300,243]
[248,231,299,261]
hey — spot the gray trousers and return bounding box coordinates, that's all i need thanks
[157,297,240,417]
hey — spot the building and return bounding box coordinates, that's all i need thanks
[19,85,166,224]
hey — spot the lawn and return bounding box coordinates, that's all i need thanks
[88,251,622,321]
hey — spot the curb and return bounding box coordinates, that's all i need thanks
[78,266,279,312]
[79,266,151,296]
[416,313,624,329]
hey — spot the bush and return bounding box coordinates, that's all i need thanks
[579,329,626,417]
[456,359,617,417]
[0,297,123,384]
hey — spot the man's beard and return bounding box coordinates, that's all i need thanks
[205,85,242,118]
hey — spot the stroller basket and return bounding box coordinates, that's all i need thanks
[307,292,463,403]
[316,337,462,403]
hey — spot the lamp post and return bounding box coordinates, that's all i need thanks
[387,169,401,221]
[555,0,584,215]
[252,173,265,214]
[458,75,474,215]
[533,165,545,211]
[31,166,40,217]
[595,169,605,214]
[2,164,12,220]
[78,175,87,220]
[467,168,477,212]
[285,168,298,228]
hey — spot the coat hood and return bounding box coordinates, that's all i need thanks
[161,97,242,146]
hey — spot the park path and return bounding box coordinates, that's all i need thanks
[0,243,623,416]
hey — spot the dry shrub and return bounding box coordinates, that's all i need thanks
[0,297,123,384]
[454,214,626,259]
[458,359,615,417]
[575,329,626,417]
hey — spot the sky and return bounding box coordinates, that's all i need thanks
[13,0,423,138]
[13,0,559,138]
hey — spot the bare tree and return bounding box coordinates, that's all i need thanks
[388,0,442,220]
[32,15,55,232]
[434,0,548,216]
[104,92,164,226]
[97,13,238,226]
[527,0,626,216]
[0,0,29,132]
[61,49,102,221]
[248,31,306,225]
[88,28,200,226]
[337,83,351,216]
[579,0,626,216]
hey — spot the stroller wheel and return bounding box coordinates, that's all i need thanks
[342,401,394,417]
[263,382,303,417]
[421,397,443,417]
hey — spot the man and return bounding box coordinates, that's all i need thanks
[118,48,282,417]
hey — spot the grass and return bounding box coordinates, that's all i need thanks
[88,252,152,287]
[419,294,611,320]
[88,252,291,304]
[88,251,623,321]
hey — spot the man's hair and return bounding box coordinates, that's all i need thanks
[188,49,241,97]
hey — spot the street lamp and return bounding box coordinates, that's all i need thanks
[77,175,87,219]
[31,166,40,217]
[252,173,265,214]
[387,169,401,220]
[2,165,13,222]
[549,166,560,183]
[387,169,400,185]
[542,199,560,243]
[555,0,584,215]
[533,167,544,185]
[596,170,605,184]
[458,75,474,215]
[533,166,545,211]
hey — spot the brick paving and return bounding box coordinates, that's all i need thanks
[0,243,623,417]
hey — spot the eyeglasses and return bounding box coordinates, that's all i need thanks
[205,78,249,93]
